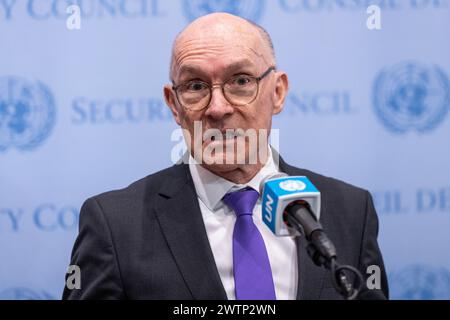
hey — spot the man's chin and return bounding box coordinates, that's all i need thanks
[202,151,244,167]
[201,162,240,177]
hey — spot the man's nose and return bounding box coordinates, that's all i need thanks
[204,85,234,120]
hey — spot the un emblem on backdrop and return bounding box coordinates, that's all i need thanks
[373,62,450,133]
[389,265,450,299]
[183,0,265,22]
[0,76,56,152]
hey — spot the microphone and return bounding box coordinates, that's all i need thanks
[260,173,363,299]
[259,173,321,236]
[259,173,336,264]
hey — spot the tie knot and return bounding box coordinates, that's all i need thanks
[223,187,259,217]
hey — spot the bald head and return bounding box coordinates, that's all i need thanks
[169,12,276,81]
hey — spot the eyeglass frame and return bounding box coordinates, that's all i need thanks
[171,66,276,111]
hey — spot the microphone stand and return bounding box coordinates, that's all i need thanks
[285,213,364,300]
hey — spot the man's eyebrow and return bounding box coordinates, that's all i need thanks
[177,65,206,77]
[223,60,256,73]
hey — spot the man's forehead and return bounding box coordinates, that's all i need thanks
[175,13,260,46]
[172,41,269,80]
[174,31,263,61]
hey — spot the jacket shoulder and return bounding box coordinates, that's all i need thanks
[85,164,188,212]
[283,163,370,199]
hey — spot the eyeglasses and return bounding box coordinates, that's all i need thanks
[172,66,275,111]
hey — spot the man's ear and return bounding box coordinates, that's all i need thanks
[164,84,182,125]
[272,72,289,115]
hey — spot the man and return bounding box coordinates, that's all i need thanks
[63,13,388,300]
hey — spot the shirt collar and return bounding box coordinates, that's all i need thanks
[188,147,279,211]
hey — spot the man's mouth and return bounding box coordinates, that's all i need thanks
[205,130,244,142]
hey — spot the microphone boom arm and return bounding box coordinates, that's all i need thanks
[284,202,364,300]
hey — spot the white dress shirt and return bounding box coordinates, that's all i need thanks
[188,148,298,300]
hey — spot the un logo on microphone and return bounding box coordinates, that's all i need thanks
[372,62,450,133]
[183,0,266,22]
[279,180,306,192]
[0,76,56,152]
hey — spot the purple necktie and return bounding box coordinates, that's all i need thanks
[223,187,276,300]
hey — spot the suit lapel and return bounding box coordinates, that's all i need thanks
[153,164,227,300]
[279,157,325,300]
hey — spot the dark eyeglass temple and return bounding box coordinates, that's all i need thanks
[258,66,276,81]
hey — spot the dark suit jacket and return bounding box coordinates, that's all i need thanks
[63,157,389,300]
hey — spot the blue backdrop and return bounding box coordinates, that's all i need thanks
[1,0,449,300]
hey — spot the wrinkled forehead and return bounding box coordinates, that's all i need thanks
[171,28,270,81]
